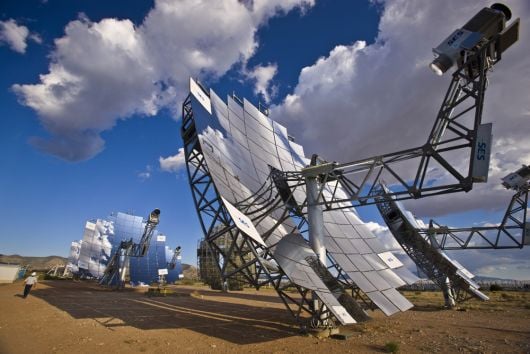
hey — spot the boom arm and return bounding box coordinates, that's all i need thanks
[131,209,161,257]
[168,246,181,270]
[99,209,161,288]
[272,28,519,212]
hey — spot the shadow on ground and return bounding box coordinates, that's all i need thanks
[31,281,299,344]
[194,288,288,304]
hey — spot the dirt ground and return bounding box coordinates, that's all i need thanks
[1,280,529,353]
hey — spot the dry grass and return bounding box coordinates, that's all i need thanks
[402,290,530,311]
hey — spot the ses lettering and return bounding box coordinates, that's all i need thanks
[476,141,487,160]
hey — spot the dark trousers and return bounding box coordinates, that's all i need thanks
[23,284,33,298]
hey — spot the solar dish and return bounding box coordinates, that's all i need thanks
[112,212,170,285]
[78,219,114,278]
[186,78,413,320]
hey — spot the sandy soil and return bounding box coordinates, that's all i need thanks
[1,280,529,353]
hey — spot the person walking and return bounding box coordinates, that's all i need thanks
[23,272,38,298]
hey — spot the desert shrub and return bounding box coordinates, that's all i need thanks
[385,341,400,353]
[489,284,503,291]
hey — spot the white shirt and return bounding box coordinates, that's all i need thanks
[25,276,38,285]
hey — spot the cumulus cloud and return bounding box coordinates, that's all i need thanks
[365,221,401,250]
[159,148,186,173]
[13,0,315,161]
[273,0,530,216]
[0,19,40,53]
[242,0,314,23]
[246,63,278,103]
[450,248,530,280]
[29,33,42,44]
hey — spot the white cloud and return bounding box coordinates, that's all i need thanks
[273,0,530,216]
[451,248,530,280]
[479,222,501,227]
[246,63,278,103]
[138,165,152,180]
[0,19,40,53]
[29,33,42,44]
[159,148,186,173]
[243,0,314,23]
[13,0,315,161]
[365,221,402,250]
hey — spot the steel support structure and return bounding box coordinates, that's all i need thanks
[270,166,378,316]
[197,238,224,289]
[99,240,131,288]
[168,246,181,270]
[306,176,326,264]
[46,264,62,277]
[243,167,374,323]
[375,189,484,305]
[419,187,529,250]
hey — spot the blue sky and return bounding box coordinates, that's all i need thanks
[1,0,529,279]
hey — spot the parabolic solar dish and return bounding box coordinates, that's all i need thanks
[185,78,416,318]
[112,212,170,285]
[67,240,82,274]
[76,212,181,286]
[78,219,114,278]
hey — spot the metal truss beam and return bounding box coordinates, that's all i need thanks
[375,189,485,304]
[419,187,529,250]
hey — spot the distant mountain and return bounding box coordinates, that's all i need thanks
[474,275,528,282]
[182,263,198,279]
[0,254,67,270]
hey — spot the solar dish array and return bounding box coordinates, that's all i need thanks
[189,78,414,317]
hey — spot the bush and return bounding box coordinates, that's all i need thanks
[489,284,503,291]
[385,341,400,353]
